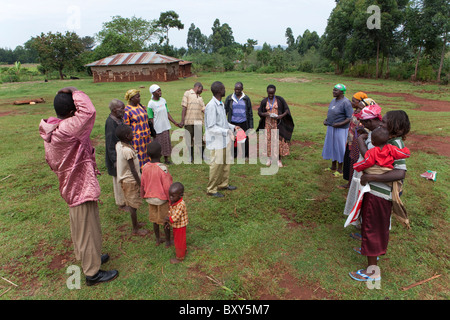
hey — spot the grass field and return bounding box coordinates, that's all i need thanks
[0,71,449,301]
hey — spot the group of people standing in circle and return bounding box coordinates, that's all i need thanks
[41,79,410,286]
[105,81,295,199]
[322,83,411,282]
[108,80,411,283]
[101,80,296,274]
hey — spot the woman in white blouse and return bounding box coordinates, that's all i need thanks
[148,84,182,165]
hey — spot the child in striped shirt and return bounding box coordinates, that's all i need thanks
[164,182,188,264]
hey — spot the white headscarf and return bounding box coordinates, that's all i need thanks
[149,84,160,94]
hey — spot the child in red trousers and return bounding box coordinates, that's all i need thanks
[165,182,188,264]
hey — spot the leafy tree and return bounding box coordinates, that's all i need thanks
[270,46,286,71]
[186,23,208,52]
[244,39,258,55]
[92,32,135,60]
[97,15,158,51]
[23,39,39,62]
[404,0,426,80]
[364,0,408,78]
[421,0,450,81]
[321,0,355,73]
[256,42,272,66]
[322,0,408,78]
[0,40,38,64]
[297,29,320,55]
[81,36,96,51]
[285,27,296,50]
[155,11,184,46]
[31,31,84,79]
[209,19,235,53]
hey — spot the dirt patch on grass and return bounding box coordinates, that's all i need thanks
[367,91,450,112]
[312,103,329,108]
[188,261,333,300]
[258,272,331,300]
[269,77,312,84]
[32,239,75,271]
[290,140,315,148]
[0,239,75,297]
[406,134,450,158]
[278,207,318,229]
[0,111,15,117]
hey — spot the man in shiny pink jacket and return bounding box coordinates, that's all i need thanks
[39,87,118,286]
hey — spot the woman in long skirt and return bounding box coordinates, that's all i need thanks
[322,84,353,177]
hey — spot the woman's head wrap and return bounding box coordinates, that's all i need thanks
[355,104,382,121]
[352,92,368,101]
[334,84,346,94]
[149,84,160,94]
[124,89,140,102]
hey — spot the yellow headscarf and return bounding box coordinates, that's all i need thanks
[352,92,368,101]
[125,89,140,103]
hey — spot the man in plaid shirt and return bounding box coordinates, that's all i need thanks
[165,182,188,264]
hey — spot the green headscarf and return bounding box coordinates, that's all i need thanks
[334,84,346,94]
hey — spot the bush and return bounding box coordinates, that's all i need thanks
[389,63,413,80]
[439,73,449,85]
[298,61,314,73]
[416,64,435,82]
[256,65,276,73]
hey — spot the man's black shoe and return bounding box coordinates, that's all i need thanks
[220,185,237,191]
[86,270,119,286]
[101,254,110,265]
[207,192,224,198]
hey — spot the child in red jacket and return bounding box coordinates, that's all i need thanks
[353,126,410,172]
[141,141,173,247]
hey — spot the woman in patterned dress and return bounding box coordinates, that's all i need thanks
[123,89,151,170]
[257,85,294,167]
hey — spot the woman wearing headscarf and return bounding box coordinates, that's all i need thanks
[147,84,182,165]
[343,104,382,234]
[123,89,151,170]
[257,84,294,168]
[322,84,353,177]
[348,109,411,282]
[339,92,376,189]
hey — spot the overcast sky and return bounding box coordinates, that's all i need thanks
[0,0,337,49]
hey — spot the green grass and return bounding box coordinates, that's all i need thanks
[0,72,449,300]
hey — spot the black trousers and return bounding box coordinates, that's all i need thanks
[230,121,250,158]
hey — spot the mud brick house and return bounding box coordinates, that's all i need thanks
[85,52,192,83]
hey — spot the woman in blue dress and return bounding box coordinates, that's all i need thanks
[322,84,353,177]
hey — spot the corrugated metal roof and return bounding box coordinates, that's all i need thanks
[179,60,193,65]
[85,52,181,67]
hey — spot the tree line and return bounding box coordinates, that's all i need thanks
[1,1,448,84]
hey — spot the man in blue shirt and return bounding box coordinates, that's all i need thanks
[224,82,254,159]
